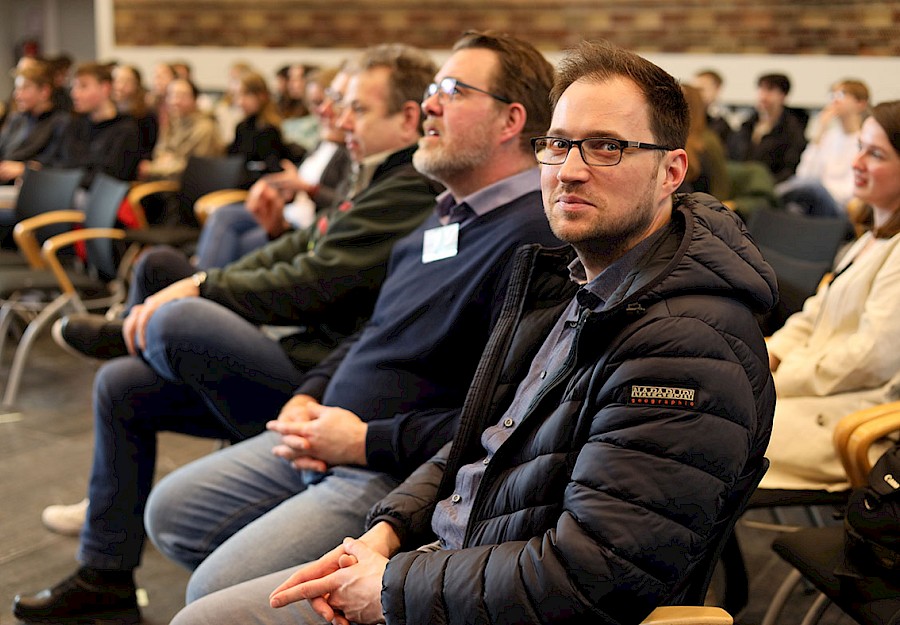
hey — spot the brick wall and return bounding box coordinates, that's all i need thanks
[113,0,900,56]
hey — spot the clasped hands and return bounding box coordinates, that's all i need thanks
[269,521,401,625]
[267,394,368,472]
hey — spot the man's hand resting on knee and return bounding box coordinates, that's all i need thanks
[123,277,200,355]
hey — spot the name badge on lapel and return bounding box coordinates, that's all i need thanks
[422,223,460,263]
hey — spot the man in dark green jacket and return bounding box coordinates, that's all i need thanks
[14,43,440,625]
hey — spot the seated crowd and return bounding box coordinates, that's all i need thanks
[3,30,899,625]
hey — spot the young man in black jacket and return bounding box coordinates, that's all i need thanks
[168,40,778,625]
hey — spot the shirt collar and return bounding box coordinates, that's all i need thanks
[569,224,670,311]
[434,167,540,221]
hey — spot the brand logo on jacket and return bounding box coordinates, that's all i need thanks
[630,385,695,407]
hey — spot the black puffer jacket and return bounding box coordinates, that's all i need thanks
[369,194,778,625]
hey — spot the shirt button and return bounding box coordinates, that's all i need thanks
[503,418,514,427]
[451,493,462,503]
[540,371,547,379]
[482,457,490,465]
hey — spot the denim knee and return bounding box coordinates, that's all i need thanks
[93,357,148,426]
[144,471,204,572]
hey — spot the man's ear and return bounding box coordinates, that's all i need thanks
[400,100,423,138]
[498,102,527,146]
[660,148,688,195]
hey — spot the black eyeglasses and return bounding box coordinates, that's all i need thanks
[423,77,511,105]
[531,136,675,167]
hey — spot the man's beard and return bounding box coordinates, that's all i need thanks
[545,176,658,265]
[413,140,492,185]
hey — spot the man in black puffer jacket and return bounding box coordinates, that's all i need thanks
[177,40,778,625]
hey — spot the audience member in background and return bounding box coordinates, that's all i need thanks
[194,68,351,269]
[147,62,177,132]
[763,100,900,494]
[112,64,158,162]
[693,68,733,147]
[274,64,291,113]
[0,61,70,183]
[165,38,775,625]
[678,83,730,200]
[47,61,140,189]
[171,60,192,81]
[281,63,312,119]
[137,78,223,181]
[776,79,870,218]
[228,70,293,185]
[47,53,74,112]
[214,61,254,144]
[729,73,806,183]
[12,43,443,625]
[279,63,317,152]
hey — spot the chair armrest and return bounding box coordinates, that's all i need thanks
[641,606,733,624]
[127,180,180,229]
[833,400,900,484]
[842,411,900,487]
[194,189,248,225]
[12,210,86,269]
[127,180,180,207]
[40,227,126,294]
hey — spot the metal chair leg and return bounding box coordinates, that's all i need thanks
[760,568,803,625]
[2,295,73,408]
[798,593,832,625]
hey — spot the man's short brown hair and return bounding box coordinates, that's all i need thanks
[451,30,555,153]
[551,40,689,150]
[74,62,114,84]
[351,44,436,118]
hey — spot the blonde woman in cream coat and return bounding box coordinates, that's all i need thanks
[763,100,900,492]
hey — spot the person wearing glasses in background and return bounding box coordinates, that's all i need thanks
[166,39,777,625]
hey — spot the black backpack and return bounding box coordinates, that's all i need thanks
[842,443,900,575]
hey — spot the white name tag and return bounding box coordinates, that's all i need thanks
[422,223,460,263]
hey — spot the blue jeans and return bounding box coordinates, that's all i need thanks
[170,567,329,625]
[145,430,399,602]
[193,203,270,270]
[78,250,304,570]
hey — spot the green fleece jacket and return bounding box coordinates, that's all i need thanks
[200,145,441,369]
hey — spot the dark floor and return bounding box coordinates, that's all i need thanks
[1,332,859,625]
